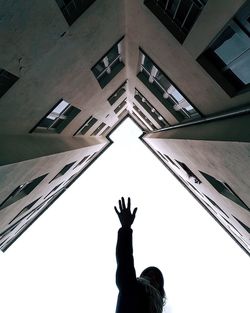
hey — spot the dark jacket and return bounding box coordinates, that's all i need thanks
[115,227,152,313]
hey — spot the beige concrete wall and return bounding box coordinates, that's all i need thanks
[144,129,250,252]
[0,134,107,165]
[0,142,105,232]
[0,0,125,136]
[125,0,250,116]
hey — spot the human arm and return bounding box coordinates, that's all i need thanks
[114,197,138,290]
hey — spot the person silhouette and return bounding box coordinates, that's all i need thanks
[114,197,166,313]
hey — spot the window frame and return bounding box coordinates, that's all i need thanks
[0,174,47,210]
[138,49,201,122]
[30,99,80,134]
[0,68,19,98]
[144,0,208,43]
[197,2,250,97]
[91,36,125,88]
[55,0,96,26]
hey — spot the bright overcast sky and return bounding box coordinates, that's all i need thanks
[0,118,249,313]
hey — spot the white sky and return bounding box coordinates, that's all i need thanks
[0,118,249,313]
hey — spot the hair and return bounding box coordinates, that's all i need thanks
[138,266,166,313]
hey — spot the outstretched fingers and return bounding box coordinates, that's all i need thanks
[114,206,120,215]
[127,197,131,210]
[132,207,138,218]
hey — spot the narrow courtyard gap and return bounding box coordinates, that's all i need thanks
[0,118,249,313]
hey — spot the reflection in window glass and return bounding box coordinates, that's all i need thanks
[197,1,250,96]
[138,51,200,121]
[91,39,124,88]
[31,99,80,133]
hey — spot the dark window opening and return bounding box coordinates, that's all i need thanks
[45,183,64,199]
[114,99,127,114]
[138,50,200,122]
[118,108,128,119]
[0,174,47,210]
[55,0,96,25]
[31,99,80,133]
[131,112,151,131]
[50,162,76,183]
[100,125,111,136]
[204,195,230,218]
[163,154,179,168]
[0,68,19,98]
[74,116,98,135]
[233,216,250,233]
[144,0,208,43]
[108,81,127,105]
[91,38,125,88]
[74,155,90,168]
[197,1,250,96]
[134,89,169,128]
[133,104,157,130]
[200,171,249,210]
[176,160,201,184]
[91,122,106,136]
[8,199,40,225]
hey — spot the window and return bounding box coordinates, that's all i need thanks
[134,89,169,128]
[50,162,75,182]
[133,104,157,130]
[176,160,201,184]
[138,50,200,121]
[197,1,250,96]
[163,154,179,168]
[100,125,111,136]
[91,38,125,88]
[118,109,128,119]
[74,116,98,135]
[45,183,64,199]
[108,81,127,105]
[31,99,80,133]
[200,171,249,210]
[8,199,40,225]
[144,0,208,43]
[233,216,250,233]
[74,155,90,168]
[0,68,19,98]
[55,0,96,25]
[91,122,106,136]
[204,195,230,218]
[130,112,150,131]
[0,174,47,210]
[114,99,127,114]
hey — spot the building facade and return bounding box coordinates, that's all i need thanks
[0,0,249,254]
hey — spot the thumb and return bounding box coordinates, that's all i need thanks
[132,207,138,218]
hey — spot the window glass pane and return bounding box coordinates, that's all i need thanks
[50,118,64,129]
[38,117,55,128]
[158,0,168,10]
[92,62,106,77]
[46,113,58,121]
[230,50,250,84]
[155,72,171,91]
[0,69,19,98]
[169,87,183,102]
[107,45,119,64]
[214,24,250,84]
[51,100,69,116]
[142,55,153,73]
[215,30,249,65]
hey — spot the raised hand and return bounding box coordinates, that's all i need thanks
[114,197,138,228]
